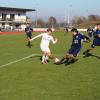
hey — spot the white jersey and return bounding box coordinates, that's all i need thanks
[40,33,55,46]
[31,33,57,47]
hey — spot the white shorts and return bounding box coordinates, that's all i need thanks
[40,45,51,53]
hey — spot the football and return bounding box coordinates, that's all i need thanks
[54,58,60,62]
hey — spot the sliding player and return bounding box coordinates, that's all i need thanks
[55,28,90,65]
[30,28,58,64]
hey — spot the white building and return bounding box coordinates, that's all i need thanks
[0,6,35,31]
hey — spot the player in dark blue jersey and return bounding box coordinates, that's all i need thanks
[83,23,100,56]
[25,24,33,48]
[87,26,94,38]
[55,28,90,65]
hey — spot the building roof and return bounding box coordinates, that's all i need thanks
[0,6,36,12]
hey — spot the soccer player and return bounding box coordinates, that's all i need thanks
[30,28,58,64]
[87,26,94,38]
[55,28,90,65]
[64,27,68,33]
[25,24,33,48]
[83,23,100,56]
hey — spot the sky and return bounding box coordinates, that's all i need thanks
[0,0,100,22]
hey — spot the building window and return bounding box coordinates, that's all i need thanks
[2,23,5,28]
[10,14,15,21]
[18,13,21,16]
[2,14,7,21]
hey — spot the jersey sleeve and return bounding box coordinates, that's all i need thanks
[25,28,27,32]
[31,33,43,41]
[82,35,90,41]
[31,28,33,32]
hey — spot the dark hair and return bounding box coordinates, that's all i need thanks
[71,28,78,33]
[97,23,100,26]
[47,28,52,32]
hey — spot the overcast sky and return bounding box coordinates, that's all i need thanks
[0,0,100,22]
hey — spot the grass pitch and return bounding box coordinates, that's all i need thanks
[0,31,100,100]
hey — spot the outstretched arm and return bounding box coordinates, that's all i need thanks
[83,35,91,42]
[51,37,58,44]
[30,34,42,41]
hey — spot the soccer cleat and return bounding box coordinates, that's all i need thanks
[42,62,47,64]
[65,58,78,66]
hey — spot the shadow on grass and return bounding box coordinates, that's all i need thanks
[83,53,100,59]
[30,55,42,60]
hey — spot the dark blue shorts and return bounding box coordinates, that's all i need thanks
[91,39,100,48]
[68,46,81,57]
[26,34,32,39]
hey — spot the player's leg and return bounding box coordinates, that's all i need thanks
[83,40,96,56]
[40,45,50,64]
[27,35,32,48]
[28,35,32,47]
[41,51,47,64]
[65,48,80,65]
[44,47,51,63]
[41,52,51,64]
[54,49,74,65]
[40,45,46,64]
[55,47,74,65]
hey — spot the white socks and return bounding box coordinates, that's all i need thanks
[42,55,45,63]
[45,56,48,61]
[42,55,48,63]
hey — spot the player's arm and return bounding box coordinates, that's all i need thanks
[30,34,42,41]
[31,28,33,32]
[25,28,27,32]
[83,35,91,42]
[51,37,58,44]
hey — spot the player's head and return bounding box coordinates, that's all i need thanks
[47,28,52,35]
[71,28,78,35]
[26,24,30,28]
[97,23,100,30]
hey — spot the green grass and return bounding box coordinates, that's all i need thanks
[0,32,100,100]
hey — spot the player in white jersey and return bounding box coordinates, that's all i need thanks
[30,28,58,64]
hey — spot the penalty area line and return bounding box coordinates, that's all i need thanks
[0,54,38,69]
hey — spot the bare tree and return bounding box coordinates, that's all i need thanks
[34,18,46,27]
[48,16,57,28]
[88,14,100,22]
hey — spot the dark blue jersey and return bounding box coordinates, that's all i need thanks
[71,33,85,48]
[87,28,93,37]
[92,29,100,47]
[93,29,100,39]
[25,27,33,35]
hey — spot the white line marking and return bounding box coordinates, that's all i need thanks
[0,54,37,68]
[0,53,95,69]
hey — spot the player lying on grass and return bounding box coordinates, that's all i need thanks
[55,28,90,65]
[30,28,58,64]
[83,23,100,56]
